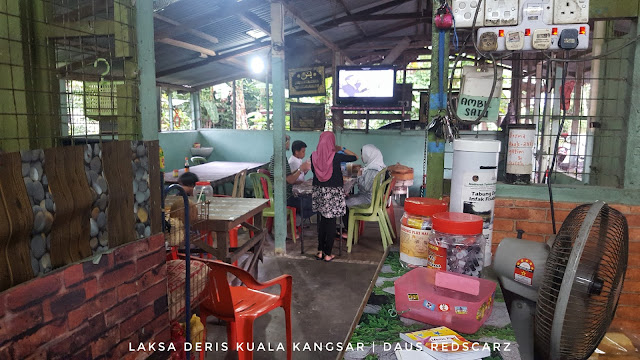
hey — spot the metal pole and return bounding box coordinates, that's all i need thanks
[271,1,287,254]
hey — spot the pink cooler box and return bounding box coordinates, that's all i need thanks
[394,267,497,334]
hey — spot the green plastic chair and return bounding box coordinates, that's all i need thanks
[191,156,207,165]
[249,172,297,243]
[382,177,397,240]
[346,168,392,253]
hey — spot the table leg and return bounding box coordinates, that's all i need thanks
[215,231,229,262]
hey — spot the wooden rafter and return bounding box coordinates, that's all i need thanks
[335,0,367,37]
[156,43,268,78]
[153,13,219,44]
[381,37,412,64]
[154,0,266,41]
[157,38,216,57]
[282,2,354,64]
[237,12,271,35]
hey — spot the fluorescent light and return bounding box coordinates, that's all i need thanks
[250,57,265,74]
[246,29,267,39]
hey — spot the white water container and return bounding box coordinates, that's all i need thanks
[449,139,501,266]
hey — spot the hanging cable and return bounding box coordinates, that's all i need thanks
[547,52,570,234]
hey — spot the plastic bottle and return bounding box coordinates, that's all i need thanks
[193,181,213,203]
[184,157,190,172]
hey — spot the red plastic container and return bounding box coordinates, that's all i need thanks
[394,267,496,334]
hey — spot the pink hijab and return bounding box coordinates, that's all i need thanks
[312,132,336,182]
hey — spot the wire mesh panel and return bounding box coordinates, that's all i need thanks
[164,198,210,321]
[446,20,634,187]
[0,0,140,153]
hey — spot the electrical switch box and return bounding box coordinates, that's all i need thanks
[553,0,589,24]
[477,23,589,51]
[452,0,485,28]
[484,0,519,26]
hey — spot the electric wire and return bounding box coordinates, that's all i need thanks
[547,52,570,234]
[445,0,506,126]
[542,34,640,62]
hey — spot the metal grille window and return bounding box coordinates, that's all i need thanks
[447,20,632,187]
[508,20,632,187]
[160,89,194,131]
[0,0,140,152]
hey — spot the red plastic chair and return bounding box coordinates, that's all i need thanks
[197,259,292,360]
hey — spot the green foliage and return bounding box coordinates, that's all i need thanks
[350,302,424,346]
[200,83,234,129]
[364,355,378,360]
[161,90,193,131]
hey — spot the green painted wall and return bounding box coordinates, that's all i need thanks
[160,129,495,195]
[159,131,200,173]
[159,128,640,205]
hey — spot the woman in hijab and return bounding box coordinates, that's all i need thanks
[341,144,386,235]
[346,144,386,208]
[310,132,358,262]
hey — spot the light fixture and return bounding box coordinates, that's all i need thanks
[249,57,265,74]
[246,29,267,39]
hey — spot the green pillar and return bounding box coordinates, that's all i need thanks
[136,0,159,140]
[29,0,60,149]
[624,19,640,189]
[425,1,449,199]
[271,1,287,255]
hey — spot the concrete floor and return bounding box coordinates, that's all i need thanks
[201,204,403,360]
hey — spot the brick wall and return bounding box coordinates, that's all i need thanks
[493,198,640,336]
[0,233,169,359]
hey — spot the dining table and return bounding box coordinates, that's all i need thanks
[165,195,269,278]
[164,161,267,188]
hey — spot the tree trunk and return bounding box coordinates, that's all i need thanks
[235,81,249,129]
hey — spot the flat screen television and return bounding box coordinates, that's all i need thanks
[336,65,397,106]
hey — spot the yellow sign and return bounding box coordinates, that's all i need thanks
[288,66,325,97]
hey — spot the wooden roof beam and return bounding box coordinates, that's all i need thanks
[237,12,271,36]
[156,43,268,78]
[154,0,266,40]
[282,2,353,64]
[157,38,216,57]
[381,37,412,64]
[153,13,219,44]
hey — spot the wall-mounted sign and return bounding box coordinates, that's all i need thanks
[456,66,503,122]
[289,102,325,131]
[288,66,325,97]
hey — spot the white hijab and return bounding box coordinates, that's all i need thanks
[361,144,385,172]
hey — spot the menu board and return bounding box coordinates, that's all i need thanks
[507,127,535,175]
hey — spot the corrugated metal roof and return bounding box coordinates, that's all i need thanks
[154,0,427,88]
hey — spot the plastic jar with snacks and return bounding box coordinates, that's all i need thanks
[399,197,448,268]
[193,181,213,203]
[427,212,485,277]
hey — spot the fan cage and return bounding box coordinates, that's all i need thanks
[535,203,628,360]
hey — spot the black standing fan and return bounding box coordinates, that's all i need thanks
[494,201,628,360]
